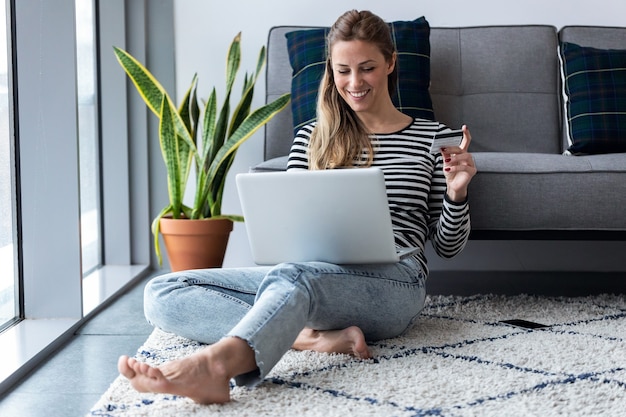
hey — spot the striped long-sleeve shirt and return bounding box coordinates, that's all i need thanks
[287,118,471,275]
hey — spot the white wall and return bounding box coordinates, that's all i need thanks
[173,0,626,270]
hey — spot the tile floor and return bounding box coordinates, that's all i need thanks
[0,273,155,417]
[0,269,623,416]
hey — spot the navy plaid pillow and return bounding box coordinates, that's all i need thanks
[560,42,626,155]
[286,17,434,136]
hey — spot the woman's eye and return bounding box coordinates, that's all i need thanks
[362,67,374,72]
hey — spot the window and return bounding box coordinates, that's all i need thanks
[76,0,101,276]
[0,0,160,393]
[0,0,17,331]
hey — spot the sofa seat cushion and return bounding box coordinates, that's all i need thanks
[469,152,626,231]
[471,152,625,173]
[560,42,626,155]
[249,156,289,172]
[285,17,434,136]
[252,152,626,232]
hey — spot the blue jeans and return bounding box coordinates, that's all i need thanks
[144,257,426,387]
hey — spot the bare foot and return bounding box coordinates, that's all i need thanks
[292,326,372,359]
[117,337,257,404]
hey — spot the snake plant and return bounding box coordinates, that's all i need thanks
[114,33,291,265]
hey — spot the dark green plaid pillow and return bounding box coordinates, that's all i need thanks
[286,17,434,136]
[560,42,626,155]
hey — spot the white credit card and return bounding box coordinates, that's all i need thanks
[429,129,463,153]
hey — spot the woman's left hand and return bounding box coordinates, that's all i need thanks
[441,125,477,202]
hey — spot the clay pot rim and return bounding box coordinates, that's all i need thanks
[159,216,234,235]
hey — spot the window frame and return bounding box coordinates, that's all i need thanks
[0,0,175,394]
[0,0,21,334]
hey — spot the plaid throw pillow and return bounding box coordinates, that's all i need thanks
[286,17,434,136]
[560,42,626,155]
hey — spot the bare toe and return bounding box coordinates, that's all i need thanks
[117,355,136,379]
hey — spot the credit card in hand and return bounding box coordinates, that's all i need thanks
[429,129,463,153]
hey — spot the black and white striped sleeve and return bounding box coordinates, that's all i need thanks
[428,153,471,258]
[287,125,314,171]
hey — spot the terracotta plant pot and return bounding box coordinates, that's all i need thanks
[159,217,233,271]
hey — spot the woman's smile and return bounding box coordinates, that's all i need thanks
[348,89,370,99]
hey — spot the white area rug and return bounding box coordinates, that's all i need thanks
[87,294,626,416]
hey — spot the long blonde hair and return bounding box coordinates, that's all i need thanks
[308,10,398,170]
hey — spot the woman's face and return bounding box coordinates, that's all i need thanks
[330,39,394,114]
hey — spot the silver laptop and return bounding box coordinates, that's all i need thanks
[236,167,419,265]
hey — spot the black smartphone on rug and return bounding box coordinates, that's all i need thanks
[499,319,550,329]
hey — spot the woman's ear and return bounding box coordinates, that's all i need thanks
[387,52,397,75]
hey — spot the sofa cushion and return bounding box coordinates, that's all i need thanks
[429,26,560,154]
[560,42,626,155]
[249,156,289,172]
[285,17,434,136]
[284,28,328,136]
[469,152,626,231]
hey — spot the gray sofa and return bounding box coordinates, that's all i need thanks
[256,24,626,238]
